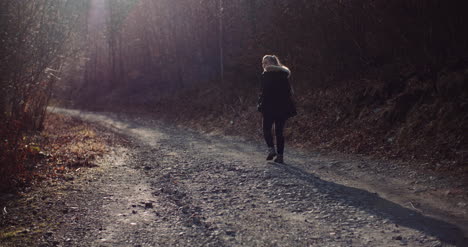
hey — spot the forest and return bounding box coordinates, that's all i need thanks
[0,1,467,245]
[2,0,466,186]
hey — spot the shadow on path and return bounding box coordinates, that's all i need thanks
[270,162,467,246]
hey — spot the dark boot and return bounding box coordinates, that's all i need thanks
[274,154,283,163]
[266,147,276,160]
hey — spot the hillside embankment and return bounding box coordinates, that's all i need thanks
[83,63,468,179]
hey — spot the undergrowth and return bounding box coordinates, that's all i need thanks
[0,113,121,192]
[96,65,467,177]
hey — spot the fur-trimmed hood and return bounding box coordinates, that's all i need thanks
[263,65,291,78]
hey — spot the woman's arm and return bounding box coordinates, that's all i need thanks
[285,77,297,117]
[257,75,265,112]
[288,79,294,96]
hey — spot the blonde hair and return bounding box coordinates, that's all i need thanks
[262,55,282,66]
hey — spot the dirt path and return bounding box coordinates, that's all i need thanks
[6,107,466,246]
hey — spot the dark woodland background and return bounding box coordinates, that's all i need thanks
[1,0,467,188]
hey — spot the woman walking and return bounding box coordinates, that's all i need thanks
[257,55,296,163]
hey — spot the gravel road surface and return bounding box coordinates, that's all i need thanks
[33,108,466,247]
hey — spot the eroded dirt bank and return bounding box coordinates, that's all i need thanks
[2,108,467,246]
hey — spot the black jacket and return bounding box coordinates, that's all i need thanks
[257,66,297,118]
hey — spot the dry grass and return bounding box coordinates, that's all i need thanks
[43,114,109,163]
[0,113,125,192]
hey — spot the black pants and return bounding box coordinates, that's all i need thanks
[263,115,287,155]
